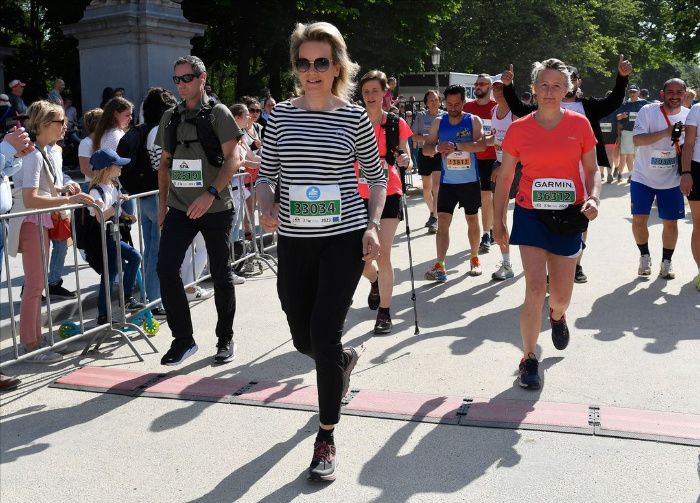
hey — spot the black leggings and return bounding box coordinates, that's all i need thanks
[276,229,365,425]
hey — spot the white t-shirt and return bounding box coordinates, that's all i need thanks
[491,105,513,163]
[561,101,585,116]
[632,103,689,189]
[88,183,120,217]
[684,103,700,162]
[78,136,93,182]
[99,128,125,152]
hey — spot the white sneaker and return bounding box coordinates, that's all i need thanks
[492,262,515,281]
[659,259,675,279]
[25,349,63,364]
[186,286,215,302]
[638,254,652,276]
[233,274,246,285]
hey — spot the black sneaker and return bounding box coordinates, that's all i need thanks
[161,339,198,366]
[125,297,146,312]
[48,281,76,299]
[151,307,167,318]
[574,265,587,283]
[373,311,392,335]
[550,309,570,350]
[424,215,436,228]
[518,353,540,389]
[478,233,491,253]
[341,347,359,398]
[367,279,380,311]
[21,285,46,302]
[308,439,336,482]
[213,338,236,363]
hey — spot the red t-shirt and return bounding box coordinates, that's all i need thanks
[356,116,412,198]
[502,110,597,210]
[463,99,497,160]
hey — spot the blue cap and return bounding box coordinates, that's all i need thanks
[628,84,640,91]
[90,148,130,170]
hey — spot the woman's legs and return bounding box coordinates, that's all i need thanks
[19,222,49,350]
[547,253,577,322]
[376,218,400,309]
[518,245,548,356]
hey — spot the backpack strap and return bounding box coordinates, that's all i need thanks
[382,112,400,166]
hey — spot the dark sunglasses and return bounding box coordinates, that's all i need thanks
[172,73,199,84]
[249,108,261,113]
[295,57,332,73]
[52,118,67,125]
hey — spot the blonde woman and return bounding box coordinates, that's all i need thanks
[257,21,385,481]
[8,101,93,362]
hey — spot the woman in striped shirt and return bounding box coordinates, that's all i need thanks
[257,21,386,482]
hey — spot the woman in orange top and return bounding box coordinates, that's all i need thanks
[356,70,412,334]
[494,58,601,390]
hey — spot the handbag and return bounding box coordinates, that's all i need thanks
[38,146,72,241]
[536,203,589,235]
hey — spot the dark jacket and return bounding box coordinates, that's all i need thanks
[503,73,628,167]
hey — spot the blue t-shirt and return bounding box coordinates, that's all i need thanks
[619,99,647,131]
[438,113,479,184]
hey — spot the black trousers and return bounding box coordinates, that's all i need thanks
[157,207,235,342]
[277,229,365,425]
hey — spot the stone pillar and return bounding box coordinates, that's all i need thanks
[63,0,205,113]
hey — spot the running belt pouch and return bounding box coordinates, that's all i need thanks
[535,204,589,235]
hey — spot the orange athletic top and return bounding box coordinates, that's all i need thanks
[502,109,597,210]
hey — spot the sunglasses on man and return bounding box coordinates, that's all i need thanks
[172,73,200,84]
[295,58,332,73]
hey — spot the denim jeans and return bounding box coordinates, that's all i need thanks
[48,239,68,285]
[138,195,160,306]
[98,237,142,317]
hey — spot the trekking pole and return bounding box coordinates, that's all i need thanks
[397,150,420,335]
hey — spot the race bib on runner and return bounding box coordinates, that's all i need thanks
[445,151,471,170]
[600,122,613,133]
[172,159,203,187]
[289,184,342,227]
[359,160,388,185]
[532,178,576,209]
[482,119,492,135]
[650,150,677,170]
[628,112,638,122]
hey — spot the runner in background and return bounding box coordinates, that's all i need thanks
[617,84,647,182]
[463,74,497,253]
[599,91,620,183]
[680,101,700,290]
[356,70,412,334]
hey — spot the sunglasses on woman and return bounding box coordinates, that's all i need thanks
[172,73,199,84]
[295,57,332,73]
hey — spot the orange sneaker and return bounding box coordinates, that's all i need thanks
[469,256,482,276]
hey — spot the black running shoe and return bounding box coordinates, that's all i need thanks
[518,353,540,389]
[125,297,146,312]
[367,279,380,311]
[373,311,392,335]
[341,347,359,398]
[478,233,491,253]
[550,309,570,350]
[213,338,236,363]
[308,440,336,482]
[574,265,587,283]
[48,281,76,299]
[161,339,198,366]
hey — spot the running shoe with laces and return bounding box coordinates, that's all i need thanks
[308,440,336,482]
[659,259,675,279]
[48,280,76,299]
[606,173,613,184]
[492,262,514,281]
[161,339,198,366]
[424,215,436,228]
[469,256,482,276]
[341,346,359,398]
[518,353,540,389]
[574,265,587,283]
[367,278,380,310]
[232,273,246,285]
[186,286,214,302]
[24,346,63,364]
[478,233,491,253]
[638,254,652,276]
[428,218,438,234]
[125,297,146,312]
[213,339,236,363]
[373,310,392,335]
[424,262,447,283]
[549,308,570,350]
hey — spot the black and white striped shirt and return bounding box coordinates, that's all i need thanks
[257,101,385,237]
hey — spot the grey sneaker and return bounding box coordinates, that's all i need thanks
[25,349,63,364]
[638,254,652,276]
[659,259,675,279]
[213,339,236,363]
[492,262,514,281]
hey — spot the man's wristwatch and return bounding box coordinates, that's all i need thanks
[367,218,381,231]
[206,185,221,200]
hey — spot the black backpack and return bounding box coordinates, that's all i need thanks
[164,99,225,168]
[74,185,111,271]
[117,124,157,195]
[381,112,406,190]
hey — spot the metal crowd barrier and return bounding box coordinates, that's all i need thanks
[0,201,155,370]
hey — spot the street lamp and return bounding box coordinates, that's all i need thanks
[431,45,441,90]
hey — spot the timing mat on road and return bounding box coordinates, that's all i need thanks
[50,366,700,447]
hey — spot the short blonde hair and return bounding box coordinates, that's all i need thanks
[26,100,64,134]
[89,166,118,191]
[531,58,573,94]
[289,21,359,102]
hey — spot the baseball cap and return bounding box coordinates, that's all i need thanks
[8,80,26,89]
[0,93,9,102]
[90,148,130,170]
[491,74,504,85]
[628,84,640,91]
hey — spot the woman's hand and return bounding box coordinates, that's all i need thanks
[68,192,94,205]
[260,204,280,233]
[362,227,380,261]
